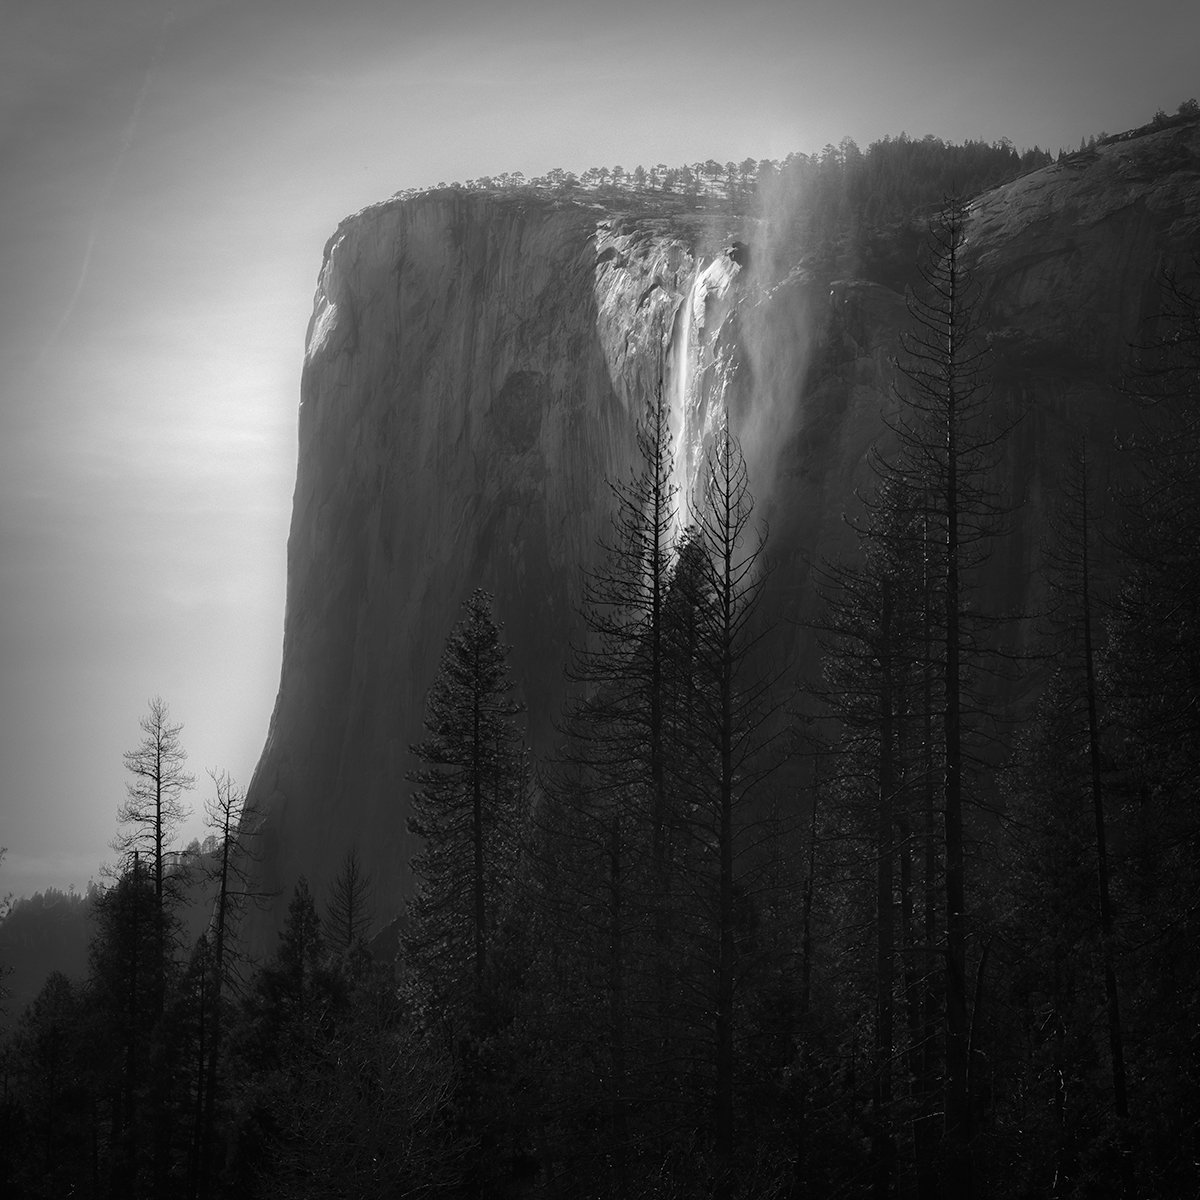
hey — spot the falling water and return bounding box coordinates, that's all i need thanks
[665,254,742,537]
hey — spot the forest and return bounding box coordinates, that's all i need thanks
[2,121,1199,1200]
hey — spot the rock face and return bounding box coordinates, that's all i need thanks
[243,122,1200,952]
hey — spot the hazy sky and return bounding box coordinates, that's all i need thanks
[1,0,1195,900]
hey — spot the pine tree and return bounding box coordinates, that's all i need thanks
[10,971,94,1194]
[325,847,375,954]
[245,878,338,1070]
[523,384,681,1188]
[115,697,195,1018]
[667,424,783,1193]
[1108,264,1200,793]
[879,197,1010,1195]
[405,590,528,1030]
[89,854,159,1196]
[195,769,261,1200]
[1052,448,1130,1126]
[1102,263,1200,1192]
[114,698,195,1195]
[569,385,677,926]
[997,444,1133,1194]
[811,476,932,1197]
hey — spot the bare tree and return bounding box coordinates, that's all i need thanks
[115,696,195,1011]
[880,199,1010,1196]
[670,424,783,1194]
[195,768,265,1199]
[536,383,680,1185]
[325,847,375,953]
[114,696,194,1195]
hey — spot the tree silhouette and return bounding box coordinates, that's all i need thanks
[113,697,195,1195]
[195,769,262,1200]
[811,475,932,1196]
[668,424,783,1193]
[405,590,527,1029]
[325,847,375,953]
[878,197,1010,1194]
[115,697,194,1015]
[88,854,158,1195]
[536,384,680,1183]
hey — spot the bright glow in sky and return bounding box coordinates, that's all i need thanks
[1,0,1195,900]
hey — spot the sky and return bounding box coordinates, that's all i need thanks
[1,0,1195,902]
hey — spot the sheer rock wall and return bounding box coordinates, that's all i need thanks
[243,123,1200,951]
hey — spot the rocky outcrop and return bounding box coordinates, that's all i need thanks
[972,122,1200,372]
[243,122,1200,952]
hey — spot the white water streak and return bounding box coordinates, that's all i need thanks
[666,255,741,537]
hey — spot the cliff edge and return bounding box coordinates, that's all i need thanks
[243,122,1200,952]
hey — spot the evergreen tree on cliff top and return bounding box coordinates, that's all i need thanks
[405,590,528,1030]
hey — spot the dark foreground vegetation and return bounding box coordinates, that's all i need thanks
[2,119,1199,1199]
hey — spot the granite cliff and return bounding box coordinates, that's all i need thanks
[243,120,1200,950]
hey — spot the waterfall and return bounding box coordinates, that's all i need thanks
[665,254,742,537]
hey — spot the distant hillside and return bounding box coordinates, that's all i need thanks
[1,848,223,1027]
[0,887,93,1024]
